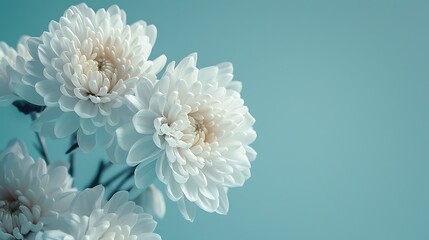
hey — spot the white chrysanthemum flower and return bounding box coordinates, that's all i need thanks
[0,140,75,239]
[14,3,166,152]
[111,53,257,221]
[49,185,161,240]
[0,37,31,105]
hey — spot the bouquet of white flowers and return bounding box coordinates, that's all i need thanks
[0,4,256,239]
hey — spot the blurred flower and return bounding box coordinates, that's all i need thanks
[112,53,257,221]
[50,185,160,240]
[13,3,165,152]
[136,185,166,218]
[0,140,75,239]
[0,37,31,106]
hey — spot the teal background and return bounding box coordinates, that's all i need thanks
[1,0,429,239]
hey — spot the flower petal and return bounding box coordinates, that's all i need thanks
[116,123,140,150]
[77,128,96,152]
[137,185,166,218]
[74,100,98,118]
[177,198,196,222]
[54,112,80,138]
[126,135,161,166]
[133,110,157,134]
[134,159,157,189]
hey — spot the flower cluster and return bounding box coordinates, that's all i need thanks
[0,140,74,239]
[0,140,161,240]
[0,3,256,238]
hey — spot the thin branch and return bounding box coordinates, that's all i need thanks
[30,112,50,163]
[103,161,113,171]
[84,161,126,190]
[109,170,134,199]
[65,142,79,154]
[69,150,75,176]
[86,161,106,189]
[68,133,77,176]
[102,167,132,187]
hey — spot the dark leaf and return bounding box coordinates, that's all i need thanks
[12,100,45,115]
[65,142,79,154]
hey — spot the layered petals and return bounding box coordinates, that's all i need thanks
[0,37,31,106]
[0,140,75,239]
[13,3,166,151]
[112,53,257,220]
[50,185,161,240]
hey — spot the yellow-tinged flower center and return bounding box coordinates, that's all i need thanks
[73,39,136,102]
[189,114,211,146]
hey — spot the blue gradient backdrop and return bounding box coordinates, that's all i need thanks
[1,1,429,239]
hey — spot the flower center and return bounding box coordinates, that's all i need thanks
[0,199,22,216]
[0,199,25,233]
[96,57,115,80]
[0,196,42,237]
[189,115,210,146]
